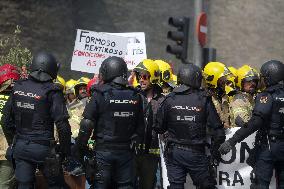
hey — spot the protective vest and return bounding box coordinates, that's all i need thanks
[165,89,208,145]
[12,79,59,141]
[94,84,141,145]
[68,98,87,139]
[0,94,9,160]
[230,92,254,127]
[212,94,231,128]
[268,85,284,135]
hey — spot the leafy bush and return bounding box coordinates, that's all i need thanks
[0,25,32,68]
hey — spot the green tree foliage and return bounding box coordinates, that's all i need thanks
[0,25,32,68]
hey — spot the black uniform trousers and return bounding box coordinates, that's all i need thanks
[13,139,68,189]
[165,145,216,189]
[255,140,284,189]
[93,149,135,189]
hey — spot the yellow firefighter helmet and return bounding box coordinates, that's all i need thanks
[236,65,259,90]
[54,75,66,92]
[65,79,76,95]
[133,59,160,84]
[203,62,231,88]
[154,59,176,87]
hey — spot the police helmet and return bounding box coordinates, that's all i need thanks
[99,56,128,85]
[260,60,284,86]
[30,51,59,82]
[178,63,202,89]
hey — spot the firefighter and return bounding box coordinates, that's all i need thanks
[65,79,77,106]
[219,60,284,189]
[0,64,19,189]
[133,59,164,189]
[74,77,90,103]
[68,77,90,140]
[203,62,236,128]
[230,65,259,126]
[154,60,176,95]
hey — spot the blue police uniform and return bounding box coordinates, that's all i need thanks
[1,77,71,189]
[82,83,144,189]
[225,83,284,188]
[155,85,225,189]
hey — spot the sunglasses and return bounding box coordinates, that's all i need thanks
[137,73,150,81]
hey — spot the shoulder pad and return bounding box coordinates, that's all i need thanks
[93,84,112,93]
[125,85,140,94]
[164,92,175,100]
[255,91,272,104]
[42,82,61,92]
[172,85,190,93]
[197,89,208,97]
[15,78,27,86]
[266,84,284,93]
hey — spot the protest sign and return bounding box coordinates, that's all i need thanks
[71,29,128,73]
[109,32,147,70]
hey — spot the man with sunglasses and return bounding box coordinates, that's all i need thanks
[133,59,164,189]
[219,60,284,189]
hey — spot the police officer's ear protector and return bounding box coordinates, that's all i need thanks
[99,63,106,81]
[57,63,61,72]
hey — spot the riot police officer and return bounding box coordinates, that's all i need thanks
[1,51,72,189]
[75,56,144,189]
[219,60,284,189]
[155,63,225,189]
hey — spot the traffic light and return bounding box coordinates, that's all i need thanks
[166,17,190,63]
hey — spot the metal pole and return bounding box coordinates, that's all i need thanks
[193,0,203,67]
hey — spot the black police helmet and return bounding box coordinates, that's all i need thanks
[177,63,202,88]
[30,51,59,82]
[99,56,128,85]
[260,60,284,86]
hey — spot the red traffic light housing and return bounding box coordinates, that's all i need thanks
[166,17,190,63]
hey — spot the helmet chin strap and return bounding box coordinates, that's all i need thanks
[216,86,225,100]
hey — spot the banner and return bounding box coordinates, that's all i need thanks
[109,32,147,70]
[160,128,277,189]
[216,128,276,189]
[71,29,128,73]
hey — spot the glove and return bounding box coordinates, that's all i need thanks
[235,115,247,127]
[211,149,222,164]
[218,139,236,155]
